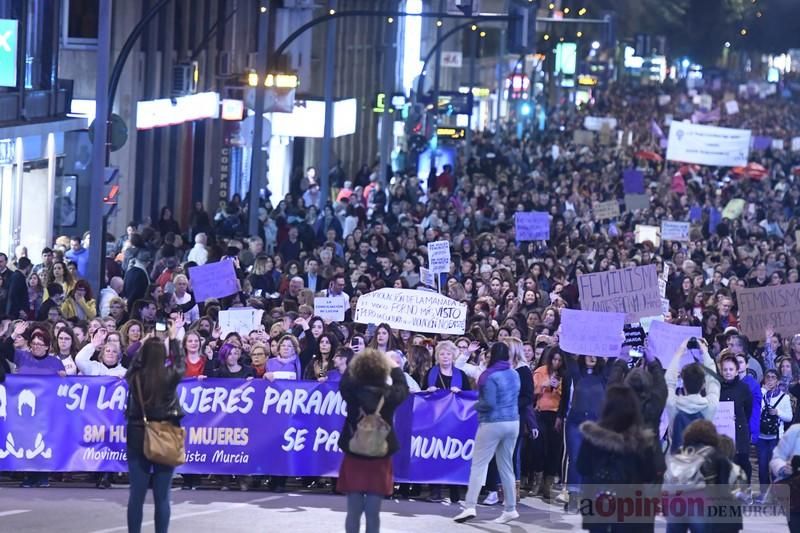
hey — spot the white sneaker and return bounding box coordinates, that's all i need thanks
[493,510,520,524]
[554,490,569,505]
[454,507,477,523]
[480,491,499,506]
[442,497,452,505]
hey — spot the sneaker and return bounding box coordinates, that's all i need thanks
[480,491,499,506]
[554,490,570,505]
[442,497,452,505]
[454,507,477,523]
[492,510,520,524]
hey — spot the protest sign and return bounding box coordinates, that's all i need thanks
[736,282,800,340]
[698,94,713,110]
[658,94,671,106]
[0,376,479,485]
[314,296,347,322]
[573,130,595,146]
[658,278,667,298]
[772,139,785,151]
[713,401,736,441]
[792,137,800,152]
[752,136,772,151]
[623,323,645,348]
[623,169,645,194]
[640,315,664,333]
[624,193,650,212]
[515,211,550,241]
[427,240,451,274]
[661,220,691,242]
[635,224,661,247]
[218,308,264,337]
[189,260,239,302]
[577,264,661,322]
[648,320,702,368]
[559,309,625,357]
[666,122,751,167]
[722,198,745,219]
[664,114,673,126]
[419,266,435,288]
[724,100,739,115]
[592,200,620,220]
[354,288,467,335]
[689,206,703,222]
[583,116,618,131]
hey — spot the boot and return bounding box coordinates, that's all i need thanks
[515,480,521,502]
[541,476,555,502]
[530,472,543,497]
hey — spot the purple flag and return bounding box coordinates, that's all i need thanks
[709,208,722,234]
[623,169,645,194]
[689,206,703,223]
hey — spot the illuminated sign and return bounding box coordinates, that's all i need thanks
[0,19,18,88]
[578,75,598,86]
[136,92,220,130]
[436,126,466,140]
[270,98,357,138]
[221,99,244,121]
[373,93,407,113]
[458,86,490,98]
[555,42,577,75]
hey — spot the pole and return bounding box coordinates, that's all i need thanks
[495,33,505,134]
[319,0,337,204]
[378,19,395,186]
[465,28,476,155]
[431,0,444,160]
[88,0,112,296]
[248,4,269,237]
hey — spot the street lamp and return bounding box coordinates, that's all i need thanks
[591,40,600,50]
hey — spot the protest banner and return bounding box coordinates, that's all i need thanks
[635,224,661,247]
[559,309,625,357]
[713,401,736,441]
[722,198,745,219]
[666,122,751,167]
[427,240,451,274]
[724,100,739,115]
[314,296,347,322]
[624,193,650,212]
[592,200,620,220]
[218,308,264,337]
[647,320,702,368]
[0,376,478,485]
[419,266,435,288]
[623,169,645,194]
[736,282,800,340]
[354,288,467,335]
[515,211,550,241]
[660,220,691,242]
[577,264,661,322]
[189,260,239,302]
[573,130,595,146]
[583,116,618,131]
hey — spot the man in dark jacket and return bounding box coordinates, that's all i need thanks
[37,283,65,321]
[123,254,150,304]
[6,257,32,319]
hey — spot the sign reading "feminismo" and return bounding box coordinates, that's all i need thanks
[577,264,661,322]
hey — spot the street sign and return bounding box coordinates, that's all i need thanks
[89,113,128,152]
[441,51,463,68]
[0,19,18,87]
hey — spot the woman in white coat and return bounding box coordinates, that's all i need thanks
[75,328,127,377]
[758,369,793,500]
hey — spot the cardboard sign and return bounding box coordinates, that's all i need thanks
[647,320,702,368]
[218,308,264,337]
[419,266,435,288]
[427,240,451,274]
[354,288,467,334]
[658,94,671,106]
[314,296,347,322]
[791,137,800,152]
[559,309,625,358]
[666,122,751,167]
[713,401,736,441]
[573,130,595,146]
[661,221,691,242]
[515,211,550,241]
[583,116,618,131]
[737,282,800,340]
[725,100,739,115]
[658,278,667,298]
[772,139,785,151]
[623,169,645,194]
[189,260,239,302]
[577,264,661,322]
[635,224,661,247]
[593,200,620,220]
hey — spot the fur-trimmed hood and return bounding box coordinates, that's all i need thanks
[579,421,655,454]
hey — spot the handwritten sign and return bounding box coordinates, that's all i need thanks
[313,296,347,322]
[736,283,800,340]
[583,116,618,131]
[593,200,620,220]
[573,130,595,146]
[354,288,467,335]
[648,320,702,368]
[419,266,435,288]
[624,193,650,212]
[713,401,736,441]
[427,240,451,274]
[515,211,550,241]
[218,308,264,337]
[635,224,661,247]
[559,309,625,357]
[577,264,661,322]
[189,260,239,302]
[661,221,691,242]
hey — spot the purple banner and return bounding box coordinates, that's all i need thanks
[752,135,772,151]
[0,376,478,485]
[622,169,645,194]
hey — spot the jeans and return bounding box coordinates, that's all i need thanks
[757,438,778,494]
[532,411,562,477]
[735,451,752,484]
[565,420,583,492]
[345,492,382,533]
[127,447,175,533]
[464,421,519,513]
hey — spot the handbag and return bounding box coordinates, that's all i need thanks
[134,375,186,467]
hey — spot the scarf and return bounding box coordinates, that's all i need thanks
[427,365,462,389]
[477,360,512,388]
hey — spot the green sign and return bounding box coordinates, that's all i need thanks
[555,42,577,76]
[0,19,18,88]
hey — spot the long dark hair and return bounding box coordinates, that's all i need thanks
[598,385,643,433]
[126,337,168,407]
[488,342,510,367]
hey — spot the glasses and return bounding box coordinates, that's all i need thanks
[31,341,47,348]
[251,351,266,357]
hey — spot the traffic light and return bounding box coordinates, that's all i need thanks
[507,2,537,54]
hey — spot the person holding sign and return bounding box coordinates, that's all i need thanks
[719,352,754,484]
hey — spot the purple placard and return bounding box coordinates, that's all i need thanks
[709,207,722,234]
[623,169,645,194]
[188,260,239,302]
[0,376,479,485]
[752,135,772,151]
[515,211,550,241]
[689,206,703,223]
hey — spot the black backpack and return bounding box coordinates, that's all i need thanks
[760,394,786,436]
[670,410,704,454]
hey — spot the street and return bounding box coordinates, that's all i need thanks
[0,481,790,532]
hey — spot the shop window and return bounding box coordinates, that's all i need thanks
[62,0,98,48]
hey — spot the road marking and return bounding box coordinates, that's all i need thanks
[88,495,282,533]
[0,510,31,517]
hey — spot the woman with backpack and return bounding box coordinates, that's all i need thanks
[337,348,409,533]
[757,369,793,501]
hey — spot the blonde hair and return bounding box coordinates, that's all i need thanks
[434,340,457,364]
[503,337,525,367]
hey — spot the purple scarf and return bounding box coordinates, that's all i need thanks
[477,360,512,388]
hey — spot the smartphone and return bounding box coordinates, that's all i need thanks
[155,321,167,333]
[628,348,643,358]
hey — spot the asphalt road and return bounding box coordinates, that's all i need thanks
[0,480,790,532]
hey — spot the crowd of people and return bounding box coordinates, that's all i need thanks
[2,77,800,531]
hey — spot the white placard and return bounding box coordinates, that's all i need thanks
[427,240,452,274]
[314,296,347,322]
[648,320,702,368]
[661,221,691,242]
[218,308,264,337]
[354,288,467,334]
[666,122,751,167]
[792,137,800,152]
[773,139,785,151]
[419,266,435,288]
[725,100,739,115]
[441,51,463,68]
[583,116,618,131]
[559,309,625,358]
[658,95,671,106]
[635,224,661,247]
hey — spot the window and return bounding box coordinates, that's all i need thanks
[63,0,98,47]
